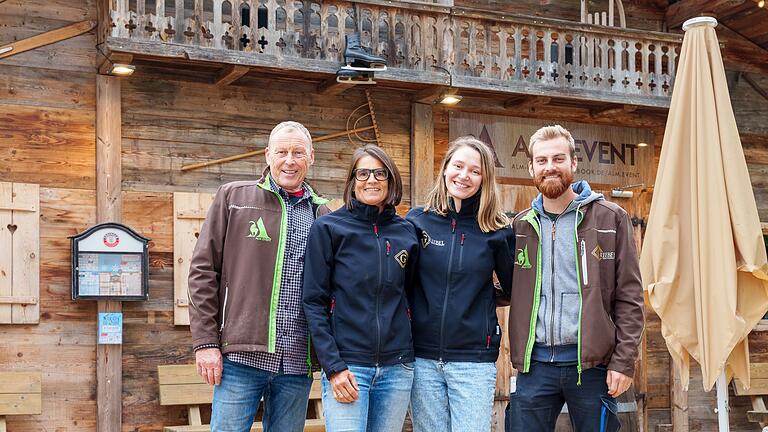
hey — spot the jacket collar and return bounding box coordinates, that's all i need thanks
[448,193,481,219]
[349,198,396,223]
[257,167,330,206]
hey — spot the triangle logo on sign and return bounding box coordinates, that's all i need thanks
[479,125,504,168]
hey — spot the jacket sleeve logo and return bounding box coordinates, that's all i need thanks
[247,218,272,241]
[591,244,615,260]
[516,244,532,268]
[394,250,409,268]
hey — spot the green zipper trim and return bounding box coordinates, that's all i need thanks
[258,177,288,353]
[573,208,585,385]
[306,334,313,377]
[521,210,542,373]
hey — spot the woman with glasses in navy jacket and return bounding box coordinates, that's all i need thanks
[303,145,419,432]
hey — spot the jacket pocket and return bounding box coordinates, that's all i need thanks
[485,302,491,349]
[330,296,337,336]
[385,239,392,283]
[580,239,589,286]
[558,292,580,345]
[219,285,230,332]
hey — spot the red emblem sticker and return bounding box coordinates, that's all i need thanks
[103,232,120,247]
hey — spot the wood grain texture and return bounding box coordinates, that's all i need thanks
[173,192,214,325]
[411,103,434,207]
[96,74,123,432]
[121,76,412,204]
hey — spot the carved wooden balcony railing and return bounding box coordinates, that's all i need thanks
[106,0,682,107]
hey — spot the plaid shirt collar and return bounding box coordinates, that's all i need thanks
[267,174,311,203]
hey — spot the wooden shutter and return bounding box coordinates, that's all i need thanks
[0,182,40,324]
[173,192,215,326]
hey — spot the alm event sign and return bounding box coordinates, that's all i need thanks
[449,112,655,187]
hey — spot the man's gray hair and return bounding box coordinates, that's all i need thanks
[269,121,313,147]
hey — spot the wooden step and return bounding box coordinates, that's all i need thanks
[163,418,326,432]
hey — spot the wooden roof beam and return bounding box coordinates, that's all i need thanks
[504,96,552,112]
[214,65,250,87]
[743,73,768,102]
[317,76,354,96]
[0,20,95,60]
[591,104,638,118]
[717,23,768,75]
[411,85,450,104]
[664,0,747,29]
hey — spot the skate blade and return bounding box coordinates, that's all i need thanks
[341,64,388,72]
[336,76,377,85]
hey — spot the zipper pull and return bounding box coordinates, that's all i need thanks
[460,233,466,245]
[386,240,391,256]
[486,335,491,349]
[451,219,456,233]
[331,298,335,313]
[552,223,556,241]
[373,223,379,237]
[407,307,411,320]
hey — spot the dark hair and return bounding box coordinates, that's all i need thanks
[343,145,403,210]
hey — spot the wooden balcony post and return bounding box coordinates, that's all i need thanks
[96,74,123,432]
[410,103,434,206]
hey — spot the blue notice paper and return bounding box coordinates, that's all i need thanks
[98,312,123,344]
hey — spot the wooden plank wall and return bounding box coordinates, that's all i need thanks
[0,0,98,430]
[119,74,412,430]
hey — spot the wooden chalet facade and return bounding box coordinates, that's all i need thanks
[0,0,766,431]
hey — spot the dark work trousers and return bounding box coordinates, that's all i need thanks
[506,361,621,432]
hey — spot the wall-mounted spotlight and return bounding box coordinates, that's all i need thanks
[109,63,136,76]
[431,65,462,105]
[439,89,463,105]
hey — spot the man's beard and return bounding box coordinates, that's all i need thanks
[534,169,574,199]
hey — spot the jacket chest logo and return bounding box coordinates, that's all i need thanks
[516,245,532,269]
[394,250,409,268]
[247,218,272,241]
[420,230,445,248]
[591,244,614,260]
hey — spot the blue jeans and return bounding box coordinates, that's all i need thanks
[211,358,313,432]
[509,362,620,432]
[321,363,414,432]
[410,357,497,432]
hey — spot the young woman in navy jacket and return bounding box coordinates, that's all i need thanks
[406,136,514,432]
[303,145,419,432]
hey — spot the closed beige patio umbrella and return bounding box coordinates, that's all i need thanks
[639,16,768,429]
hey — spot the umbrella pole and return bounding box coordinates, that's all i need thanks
[716,371,730,431]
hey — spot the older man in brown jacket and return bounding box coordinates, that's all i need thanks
[188,121,330,432]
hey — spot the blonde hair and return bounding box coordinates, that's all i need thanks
[269,121,312,148]
[528,125,575,159]
[424,136,509,232]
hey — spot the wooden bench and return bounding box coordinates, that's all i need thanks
[0,371,42,432]
[158,365,325,432]
[733,362,768,429]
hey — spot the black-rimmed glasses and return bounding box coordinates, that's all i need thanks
[354,168,389,182]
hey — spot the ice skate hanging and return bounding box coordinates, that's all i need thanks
[336,32,387,85]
